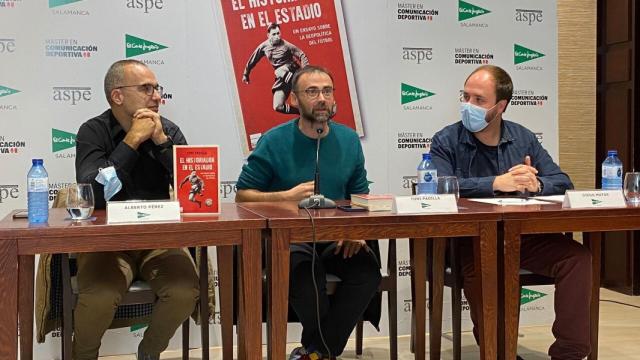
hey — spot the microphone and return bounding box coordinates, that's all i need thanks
[298,126,336,209]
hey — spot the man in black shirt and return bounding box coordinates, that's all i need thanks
[74,60,199,360]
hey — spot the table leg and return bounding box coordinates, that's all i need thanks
[0,240,18,360]
[474,222,497,360]
[217,246,233,360]
[410,238,427,360]
[19,255,35,360]
[241,229,262,360]
[502,221,521,360]
[267,229,290,360]
[584,232,601,360]
[429,238,445,360]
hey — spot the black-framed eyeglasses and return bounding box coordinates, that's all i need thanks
[115,83,163,97]
[297,87,335,99]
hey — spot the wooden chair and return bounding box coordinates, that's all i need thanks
[53,187,212,360]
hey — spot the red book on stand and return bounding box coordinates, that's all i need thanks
[173,145,220,215]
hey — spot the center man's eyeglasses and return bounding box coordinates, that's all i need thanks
[116,83,163,97]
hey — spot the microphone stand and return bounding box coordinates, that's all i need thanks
[298,127,336,209]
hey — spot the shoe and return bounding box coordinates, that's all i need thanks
[289,346,323,360]
[137,343,160,360]
[516,355,525,360]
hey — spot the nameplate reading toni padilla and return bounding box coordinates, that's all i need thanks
[107,200,180,224]
[562,190,626,209]
[393,194,458,214]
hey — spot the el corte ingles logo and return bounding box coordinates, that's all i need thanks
[126,34,167,58]
[49,0,82,7]
[0,85,19,98]
[520,288,547,305]
[514,44,545,64]
[401,83,435,105]
[52,128,76,152]
[458,0,490,21]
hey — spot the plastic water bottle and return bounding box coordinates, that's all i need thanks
[417,153,437,194]
[27,159,49,223]
[602,150,623,190]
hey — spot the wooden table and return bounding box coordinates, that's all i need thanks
[500,202,640,360]
[239,199,502,360]
[0,203,265,360]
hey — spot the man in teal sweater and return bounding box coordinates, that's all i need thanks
[236,66,381,359]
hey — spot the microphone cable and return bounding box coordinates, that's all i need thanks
[303,201,333,359]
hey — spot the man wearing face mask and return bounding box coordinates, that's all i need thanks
[242,22,309,114]
[73,60,200,360]
[236,65,381,360]
[431,65,591,360]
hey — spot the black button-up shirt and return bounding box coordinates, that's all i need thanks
[75,109,187,209]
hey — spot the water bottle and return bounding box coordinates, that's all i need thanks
[417,153,437,194]
[27,159,49,223]
[601,150,623,190]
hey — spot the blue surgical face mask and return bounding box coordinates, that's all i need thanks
[460,102,497,133]
[95,166,122,201]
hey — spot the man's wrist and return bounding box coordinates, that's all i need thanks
[536,178,544,194]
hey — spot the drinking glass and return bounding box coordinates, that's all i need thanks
[437,176,460,200]
[624,172,640,204]
[66,183,95,220]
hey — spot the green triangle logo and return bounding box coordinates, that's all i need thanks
[401,83,435,105]
[49,0,83,8]
[458,0,490,21]
[591,199,603,205]
[514,44,545,64]
[0,85,20,98]
[130,323,148,332]
[125,34,168,58]
[520,288,547,305]
[52,128,76,153]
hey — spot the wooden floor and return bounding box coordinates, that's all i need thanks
[102,288,640,360]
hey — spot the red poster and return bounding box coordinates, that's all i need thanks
[215,0,363,154]
[173,145,220,215]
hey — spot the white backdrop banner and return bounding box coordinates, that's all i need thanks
[0,0,557,357]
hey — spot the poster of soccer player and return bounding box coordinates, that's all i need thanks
[215,0,364,154]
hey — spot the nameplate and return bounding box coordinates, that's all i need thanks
[562,190,626,209]
[393,194,458,214]
[107,200,181,224]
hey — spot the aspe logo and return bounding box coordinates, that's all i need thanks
[0,184,19,204]
[458,0,490,21]
[0,38,16,53]
[45,38,98,59]
[0,135,26,154]
[52,86,92,105]
[520,288,547,305]
[397,2,439,22]
[514,44,544,64]
[515,8,543,26]
[125,34,167,58]
[402,47,433,64]
[454,47,494,65]
[52,128,76,158]
[401,83,435,105]
[511,89,548,107]
[127,0,164,13]
[220,180,237,200]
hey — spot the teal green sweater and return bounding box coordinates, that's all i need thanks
[236,119,369,200]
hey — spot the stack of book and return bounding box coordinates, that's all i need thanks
[350,194,394,212]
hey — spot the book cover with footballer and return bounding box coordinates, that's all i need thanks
[214,0,363,154]
[173,145,220,215]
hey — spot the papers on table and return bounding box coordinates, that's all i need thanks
[469,198,552,206]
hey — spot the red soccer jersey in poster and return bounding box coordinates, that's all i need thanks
[216,0,363,154]
[173,145,220,215]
